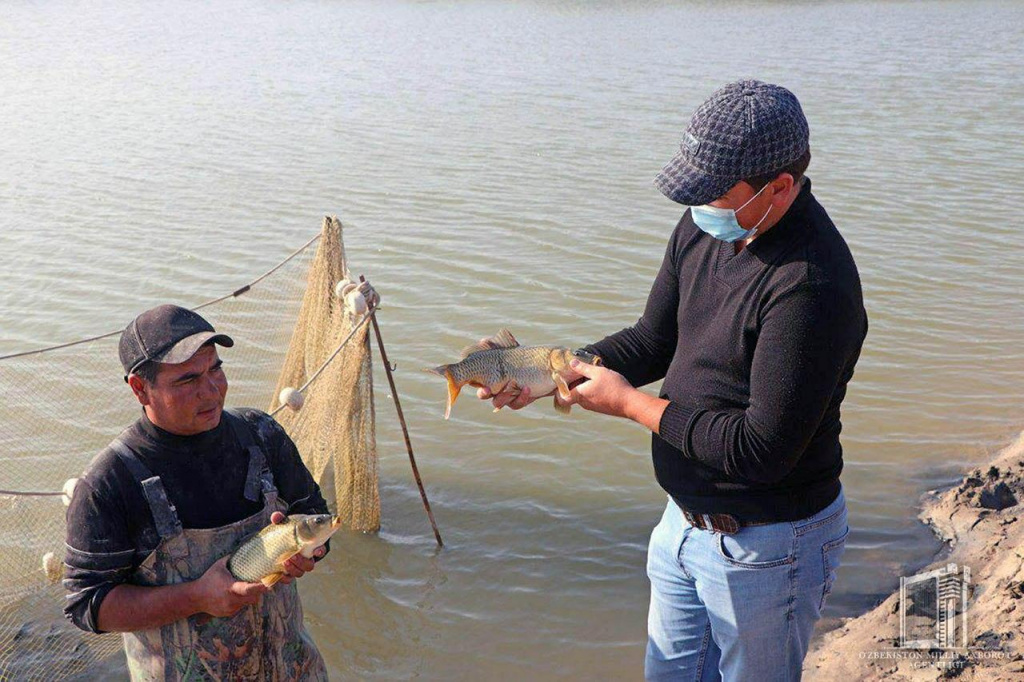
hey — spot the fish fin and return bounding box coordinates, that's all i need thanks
[262,572,284,588]
[426,364,461,418]
[424,364,450,377]
[553,372,572,400]
[444,372,463,420]
[458,343,485,359]
[490,328,519,348]
[554,394,571,415]
[459,328,520,358]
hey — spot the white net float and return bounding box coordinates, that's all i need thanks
[42,551,63,583]
[61,478,78,507]
[333,280,367,314]
[346,290,368,315]
[333,279,353,300]
[278,387,305,411]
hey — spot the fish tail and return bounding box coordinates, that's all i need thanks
[424,364,463,420]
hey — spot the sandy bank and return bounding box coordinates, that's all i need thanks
[805,432,1024,681]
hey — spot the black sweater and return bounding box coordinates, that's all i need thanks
[63,408,328,633]
[589,179,867,522]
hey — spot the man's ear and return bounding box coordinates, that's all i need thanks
[770,173,796,204]
[127,374,151,406]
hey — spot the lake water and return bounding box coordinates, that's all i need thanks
[1,0,1023,678]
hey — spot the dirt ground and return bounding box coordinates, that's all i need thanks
[804,432,1024,681]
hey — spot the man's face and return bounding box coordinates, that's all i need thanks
[709,181,775,230]
[708,173,797,231]
[131,344,229,436]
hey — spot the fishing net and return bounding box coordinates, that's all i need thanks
[269,217,380,532]
[0,219,378,680]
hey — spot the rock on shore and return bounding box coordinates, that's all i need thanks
[805,431,1024,681]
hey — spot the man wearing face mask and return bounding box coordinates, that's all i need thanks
[480,80,867,680]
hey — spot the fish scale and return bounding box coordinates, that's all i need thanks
[229,523,300,583]
[450,347,553,393]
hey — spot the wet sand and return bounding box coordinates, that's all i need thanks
[806,432,1024,681]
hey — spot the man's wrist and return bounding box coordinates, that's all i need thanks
[625,391,669,433]
[180,577,205,616]
[621,388,644,421]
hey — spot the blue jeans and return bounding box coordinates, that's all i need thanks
[645,489,849,681]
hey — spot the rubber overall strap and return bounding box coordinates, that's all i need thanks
[109,439,184,540]
[223,409,276,502]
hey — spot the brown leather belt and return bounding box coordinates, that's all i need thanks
[679,508,775,535]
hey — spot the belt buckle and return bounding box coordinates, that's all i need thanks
[678,503,741,535]
[712,513,740,535]
[685,510,740,534]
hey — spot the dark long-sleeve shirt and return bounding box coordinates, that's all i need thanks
[63,408,328,633]
[588,179,867,522]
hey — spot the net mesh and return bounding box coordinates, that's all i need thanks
[0,219,378,680]
[269,217,379,532]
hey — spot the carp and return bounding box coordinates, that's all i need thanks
[425,328,602,419]
[228,514,341,587]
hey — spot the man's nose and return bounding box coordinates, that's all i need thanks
[199,372,220,397]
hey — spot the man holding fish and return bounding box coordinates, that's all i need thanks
[62,300,368,680]
[478,80,867,680]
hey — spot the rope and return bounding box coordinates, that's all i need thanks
[0,489,64,497]
[268,305,378,417]
[0,231,323,362]
[193,231,323,312]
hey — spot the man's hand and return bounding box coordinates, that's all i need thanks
[555,360,635,418]
[557,359,672,432]
[269,511,326,585]
[476,383,545,411]
[192,557,267,618]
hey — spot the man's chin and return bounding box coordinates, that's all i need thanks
[197,405,223,428]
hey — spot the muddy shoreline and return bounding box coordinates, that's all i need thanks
[805,432,1024,680]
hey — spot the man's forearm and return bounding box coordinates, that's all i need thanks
[96,581,201,633]
[625,390,669,435]
[586,324,674,388]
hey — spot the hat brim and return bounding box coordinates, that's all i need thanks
[654,149,739,207]
[152,331,234,365]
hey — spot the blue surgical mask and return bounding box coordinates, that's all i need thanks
[690,184,772,243]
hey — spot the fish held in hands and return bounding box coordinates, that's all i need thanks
[425,329,602,419]
[228,513,341,587]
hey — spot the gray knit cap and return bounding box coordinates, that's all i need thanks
[655,79,810,206]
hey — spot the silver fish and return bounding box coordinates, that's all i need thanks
[228,513,341,587]
[425,329,602,419]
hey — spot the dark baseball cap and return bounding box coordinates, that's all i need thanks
[119,304,234,381]
[655,79,810,207]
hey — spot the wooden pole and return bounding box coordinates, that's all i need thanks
[361,277,443,548]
